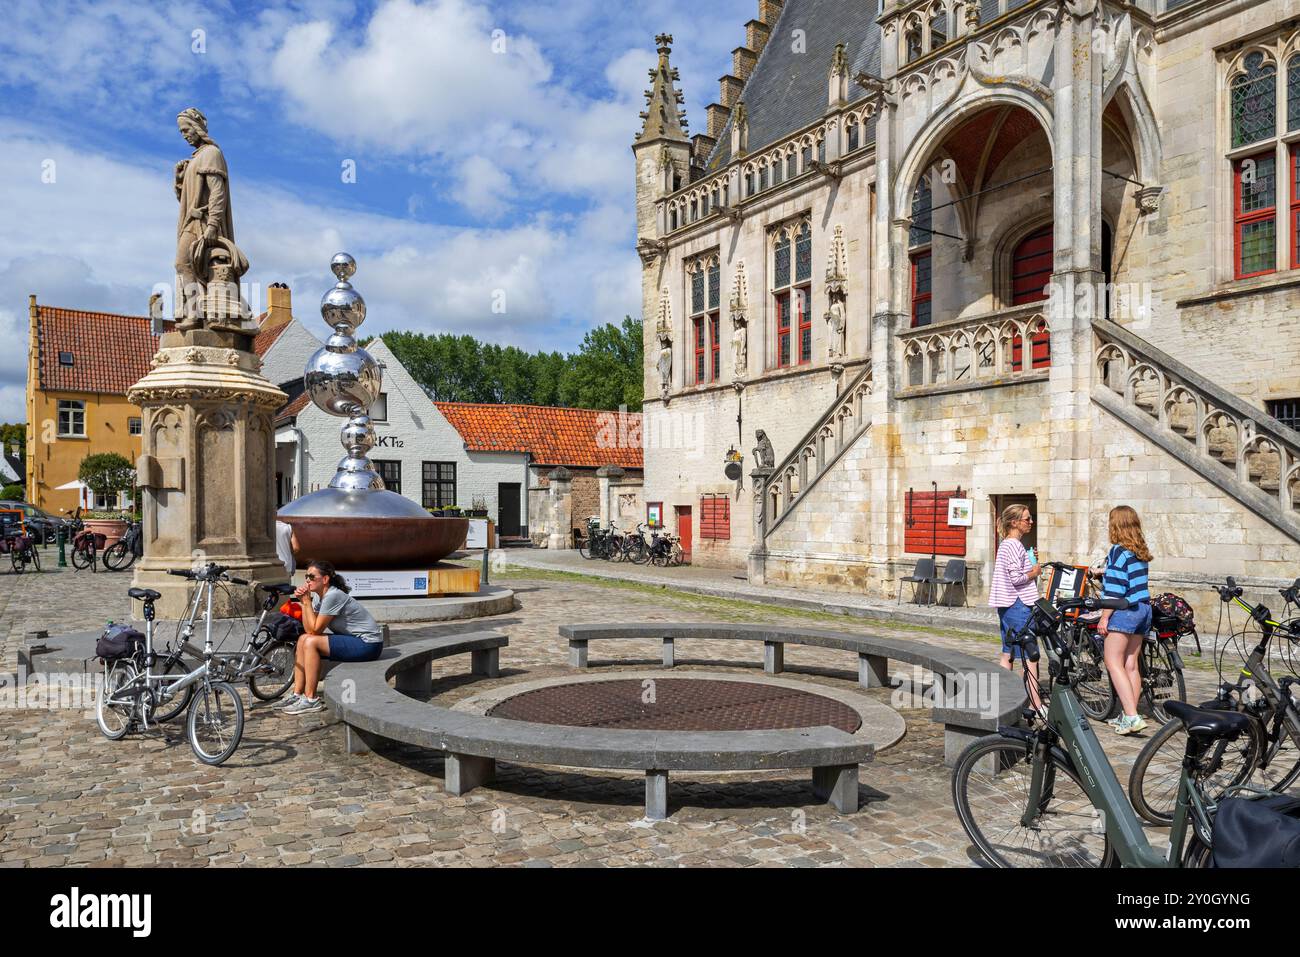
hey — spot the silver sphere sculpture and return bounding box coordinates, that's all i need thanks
[303,254,384,492]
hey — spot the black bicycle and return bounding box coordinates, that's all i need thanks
[2,527,40,574]
[1128,578,1300,825]
[68,518,104,572]
[103,519,143,572]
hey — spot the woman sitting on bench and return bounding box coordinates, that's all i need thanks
[282,560,383,715]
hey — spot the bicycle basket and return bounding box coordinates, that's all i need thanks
[95,624,144,660]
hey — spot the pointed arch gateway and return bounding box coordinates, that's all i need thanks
[892,94,1055,351]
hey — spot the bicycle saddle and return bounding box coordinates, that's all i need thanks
[128,588,162,602]
[259,583,296,595]
[1163,700,1253,739]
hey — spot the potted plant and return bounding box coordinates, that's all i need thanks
[78,452,134,546]
[466,497,489,519]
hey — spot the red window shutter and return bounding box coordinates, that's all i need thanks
[902,489,966,557]
[699,495,731,541]
[1011,225,1053,305]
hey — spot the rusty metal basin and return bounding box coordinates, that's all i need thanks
[281,515,469,570]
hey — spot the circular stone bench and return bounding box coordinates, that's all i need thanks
[321,633,876,820]
[557,623,1027,765]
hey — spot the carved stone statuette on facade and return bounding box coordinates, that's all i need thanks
[729,261,749,378]
[825,225,849,359]
[754,429,775,469]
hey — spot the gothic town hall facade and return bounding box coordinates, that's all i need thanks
[634,0,1300,611]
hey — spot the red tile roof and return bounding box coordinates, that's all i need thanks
[34,305,170,396]
[274,390,311,424]
[252,312,291,357]
[435,403,643,469]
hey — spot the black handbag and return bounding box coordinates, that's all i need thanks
[96,624,144,660]
[268,611,304,643]
[1211,795,1300,867]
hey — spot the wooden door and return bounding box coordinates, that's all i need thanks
[676,506,692,562]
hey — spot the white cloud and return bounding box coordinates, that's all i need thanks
[455,156,515,219]
[0,120,640,421]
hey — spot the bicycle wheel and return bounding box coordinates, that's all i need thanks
[951,734,1114,868]
[1255,710,1300,793]
[1069,632,1117,721]
[96,661,137,740]
[103,540,133,572]
[70,544,93,570]
[670,543,685,566]
[1127,715,1263,826]
[579,539,592,559]
[249,640,296,701]
[186,680,244,766]
[10,550,22,574]
[1141,641,1186,723]
[29,547,39,572]
[624,537,646,564]
[152,656,196,723]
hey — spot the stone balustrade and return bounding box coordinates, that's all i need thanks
[1093,318,1300,538]
[898,303,1050,394]
[758,362,874,538]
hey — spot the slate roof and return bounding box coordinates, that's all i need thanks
[33,305,169,396]
[707,0,882,169]
[434,403,644,470]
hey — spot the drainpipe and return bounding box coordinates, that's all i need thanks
[292,425,305,499]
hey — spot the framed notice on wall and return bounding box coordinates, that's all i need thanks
[646,502,663,528]
[947,498,974,526]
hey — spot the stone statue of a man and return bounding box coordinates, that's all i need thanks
[657,342,673,402]
[174,108,249,330]
[825,298,847,359]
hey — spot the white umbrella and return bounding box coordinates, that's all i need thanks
[54,480,91,509]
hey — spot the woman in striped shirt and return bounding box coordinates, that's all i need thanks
[989,505,1042,699]
[1099,505,1154,735]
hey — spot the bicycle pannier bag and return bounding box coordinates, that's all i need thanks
[96,624,144,660]
[269,611,304,642]
[1211,795,1300,868]
[1151,592,1195,636]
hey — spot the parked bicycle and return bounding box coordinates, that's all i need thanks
[579,520,619,561]
[95,563,249,765]
[1128,577,1300,826]
[103,519,143,572]
[951,592,1257,867]
[68,518,105,572]
[645,528,684,567]
[2,526,41,574]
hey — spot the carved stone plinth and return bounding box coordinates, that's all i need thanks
[127,327,289,618]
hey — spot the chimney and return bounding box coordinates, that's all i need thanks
[264,283,293,330]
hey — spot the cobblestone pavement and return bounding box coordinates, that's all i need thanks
[0,551,1222,868]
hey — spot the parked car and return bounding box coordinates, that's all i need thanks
[0,501,65,545]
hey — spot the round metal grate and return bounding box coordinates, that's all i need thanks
[487,678,861,733]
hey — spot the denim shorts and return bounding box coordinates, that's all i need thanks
[998,599,1034,659]
[327,634,384,662]
[1108,601,1153,636]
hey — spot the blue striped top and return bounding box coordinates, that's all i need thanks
[1103,545,1150,603]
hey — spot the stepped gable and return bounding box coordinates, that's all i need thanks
[706,0,881,170]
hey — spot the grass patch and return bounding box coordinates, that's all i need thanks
[456,560,995,643]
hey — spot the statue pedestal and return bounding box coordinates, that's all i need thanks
[128,328,288,618]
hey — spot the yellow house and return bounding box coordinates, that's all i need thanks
[24,297,163,516]
[25,289,299,516]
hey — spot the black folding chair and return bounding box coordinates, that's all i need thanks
[936,559,969,607]
[898,558,938,605]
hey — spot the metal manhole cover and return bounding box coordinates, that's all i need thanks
[487,678,861,733]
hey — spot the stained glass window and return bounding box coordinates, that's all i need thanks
[692,267,705,314]
[910,176,932,248]
[802,144,812,169]
[1235,153,1276,278]
[847,120,859,152]
[787,153,797,180]
[795,224,812,283]
[1231,52,1276,149]
[818,138,826,165]
[708,261,721,310]
[1290,55,1300,132]
[774,235,791,288]
[745,171,755,196]
[772,157,784,185]
[797,287,812,364]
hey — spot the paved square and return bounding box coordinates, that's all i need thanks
[0,559,1219,867]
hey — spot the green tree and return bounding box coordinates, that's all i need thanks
[1,483,23,501]
[559,317,644,412]
[0,422,25,460]
[78,452,135,508]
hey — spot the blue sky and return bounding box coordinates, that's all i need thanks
[0,0,755,420]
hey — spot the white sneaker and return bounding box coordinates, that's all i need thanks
[284,696,324,715]
[276,693,303,710]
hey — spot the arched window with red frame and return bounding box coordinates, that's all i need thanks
[1010,223,1053,370]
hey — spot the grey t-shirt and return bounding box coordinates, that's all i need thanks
[311,587,381,643]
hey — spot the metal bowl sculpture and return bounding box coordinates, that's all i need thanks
[277,253,468,570]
